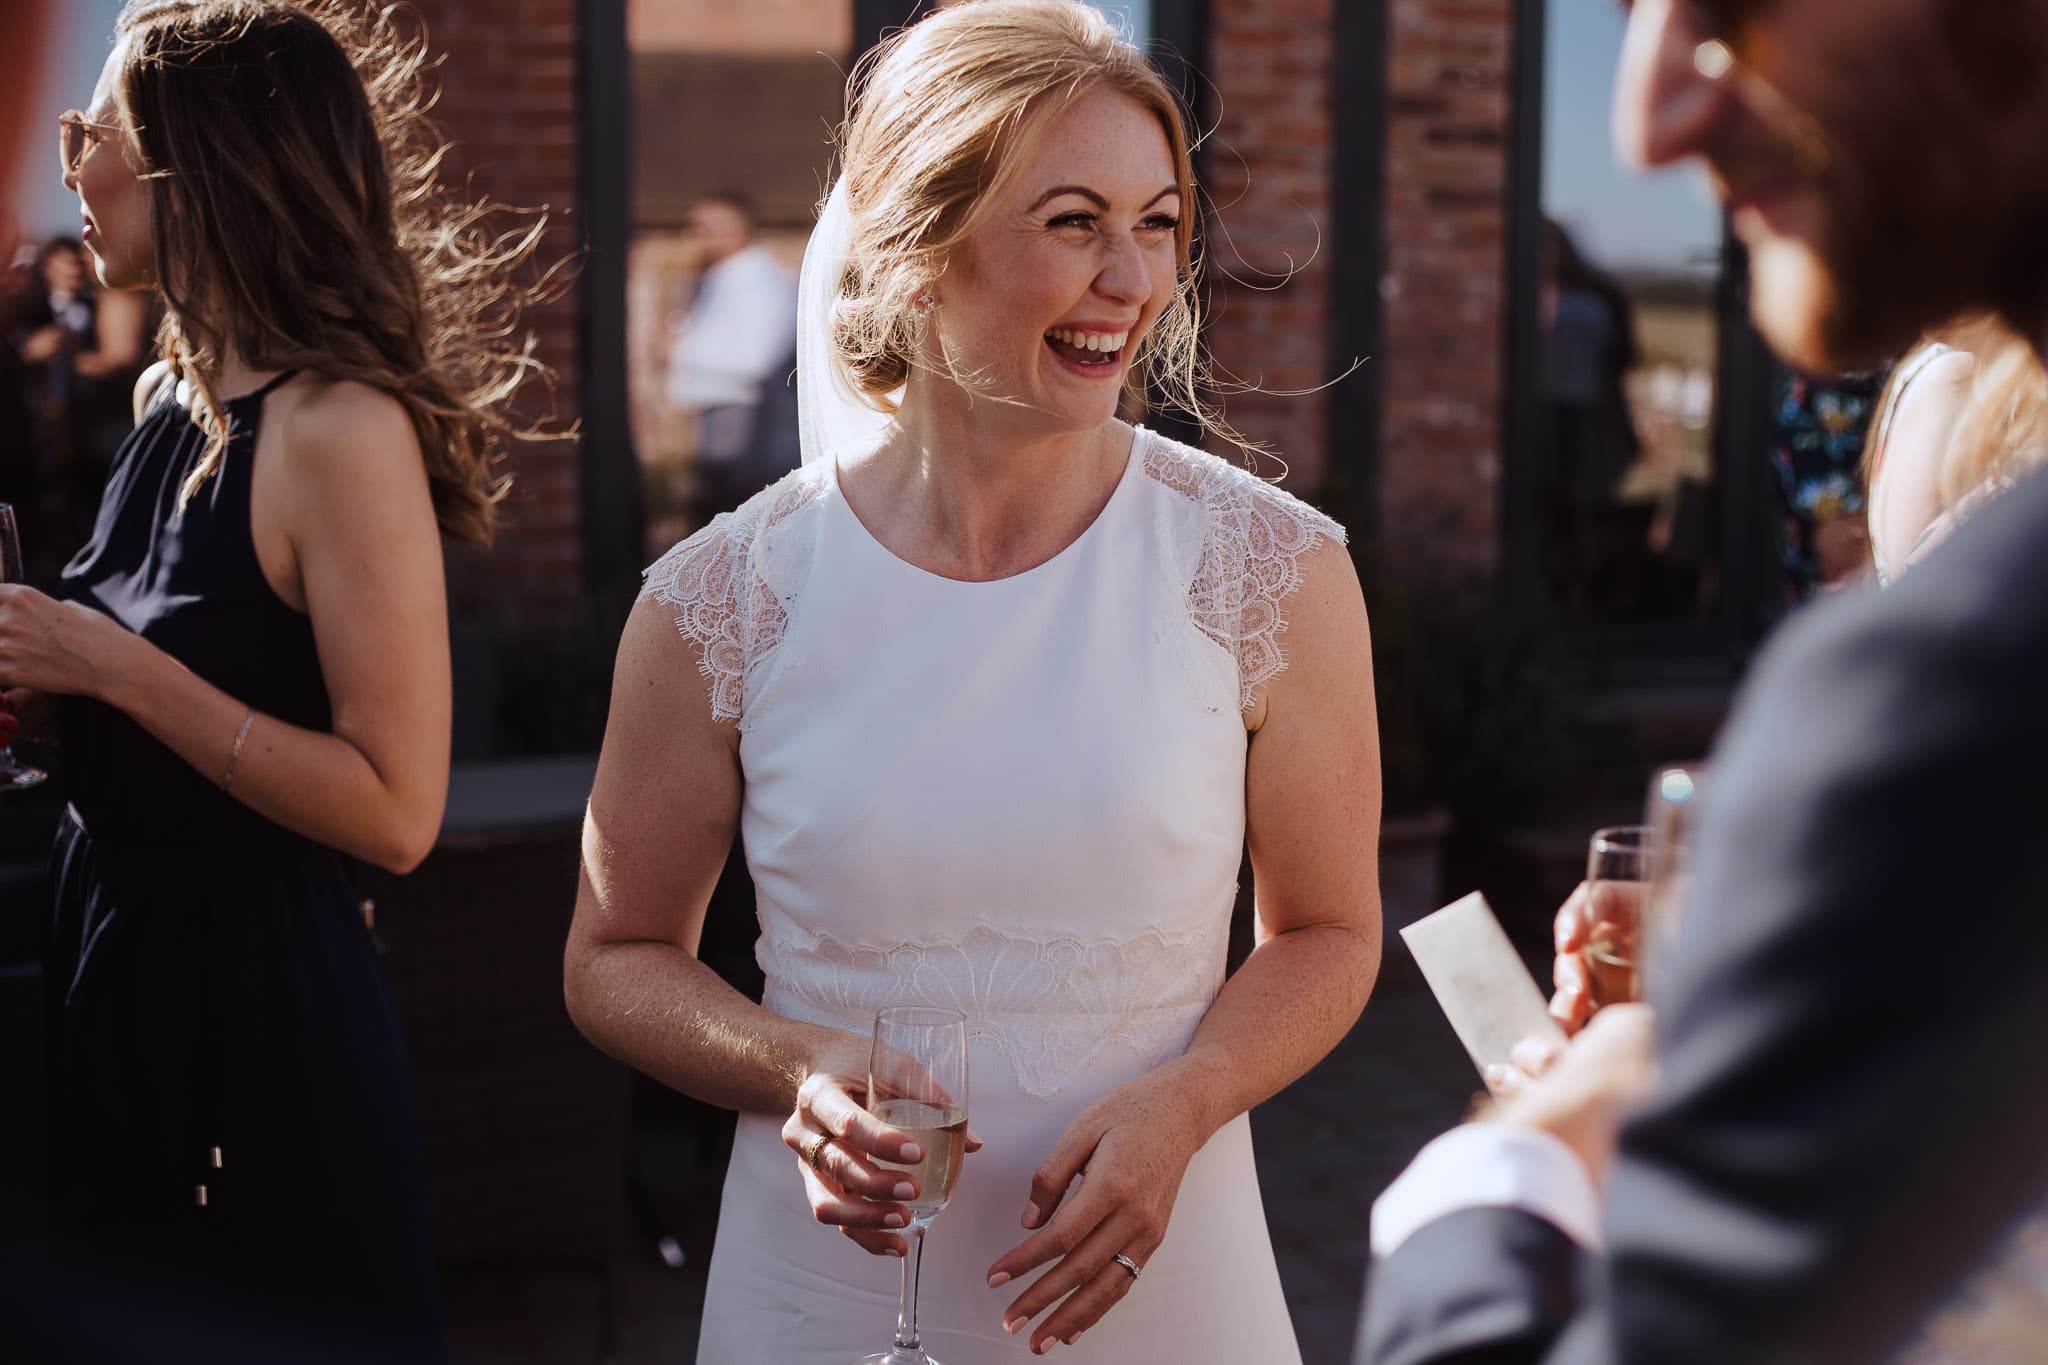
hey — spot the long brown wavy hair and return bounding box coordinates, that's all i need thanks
[113,0,559,545]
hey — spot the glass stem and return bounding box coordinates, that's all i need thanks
[895,1224,926,1352]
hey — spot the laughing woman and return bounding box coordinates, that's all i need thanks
[565,3,1383,1362]
[0,3,544,1359]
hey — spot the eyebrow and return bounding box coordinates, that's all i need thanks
[1031,184,1184,213]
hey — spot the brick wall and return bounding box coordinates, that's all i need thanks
[409,0,585,621]
[1204,0,1333,488]
[630,0,850,55]
[1379,0,1514,574]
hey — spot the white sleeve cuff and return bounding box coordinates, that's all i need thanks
[1370,1123,1603,1258]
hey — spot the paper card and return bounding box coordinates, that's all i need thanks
[1400,891,1566,1078]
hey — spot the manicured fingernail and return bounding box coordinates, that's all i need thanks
[893,1181,916,1200]
[889,1245,905,1258]
[1484,1064,1510,1091]
[883,1212,905,1228]
[900,1142,923,1162]
[1033,1338,1052,1354]
[1004,1317,1023,1336]
[1021,1201,1039,1228]
[987,1270,1011,1288]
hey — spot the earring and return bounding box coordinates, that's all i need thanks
[1693,39,1734,81]
[913,290,937,317]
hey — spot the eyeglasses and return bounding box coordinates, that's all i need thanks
[58,110,120,178]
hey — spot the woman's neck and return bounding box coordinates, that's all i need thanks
[214,342,286,403]
[844,385,1132,582]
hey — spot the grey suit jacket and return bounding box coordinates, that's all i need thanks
[1361,467,2048,1365]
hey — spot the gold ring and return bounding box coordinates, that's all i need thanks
[1112,1252,1141,1280]
[803,1132,832,1173]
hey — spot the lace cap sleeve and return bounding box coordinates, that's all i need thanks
[638,470,825,724]
[1141,434,1348,711]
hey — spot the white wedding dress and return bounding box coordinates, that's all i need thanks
[642,424,1342,1364]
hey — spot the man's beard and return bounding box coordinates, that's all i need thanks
[1737,5,2048,370]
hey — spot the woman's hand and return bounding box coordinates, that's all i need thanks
[781,1033,982,1257]
[0,586,135,701]
[985,1065,1211,1353]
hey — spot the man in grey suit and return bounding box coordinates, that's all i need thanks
[1361,2,2048,1362]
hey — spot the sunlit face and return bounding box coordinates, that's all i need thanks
[63,40,155,292]
[1614,0,2048,369]
[927,86,1183,435]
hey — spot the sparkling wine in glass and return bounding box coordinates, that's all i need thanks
[859,1006,969,1365]
[0,505,49,791]
[1583,825,1651,1006]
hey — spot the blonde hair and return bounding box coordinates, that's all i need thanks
[832,0,1228,439]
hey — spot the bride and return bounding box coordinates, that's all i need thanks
[564,2,1382,1359]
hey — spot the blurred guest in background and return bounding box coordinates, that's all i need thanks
[1363,1,2048,1360]
[1537,219,1643,612]
[1865,318,2048,586]
[1768,363,1886,596]
[9,236,152,570]
[1863,328,1976,585]
[664,191,799,522]
[0,237,39,510]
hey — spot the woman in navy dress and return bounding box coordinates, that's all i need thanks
[0,4,546,1358]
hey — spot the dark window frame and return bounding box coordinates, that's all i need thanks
[1328,0,1386,533]
[1501,0,1780,661]
[577,0,644,602]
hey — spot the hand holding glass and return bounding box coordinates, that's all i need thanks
[1583,826,1651,1007]
[859,1006,969,1365]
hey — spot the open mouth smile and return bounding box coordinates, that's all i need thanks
[1043,326,1130,378]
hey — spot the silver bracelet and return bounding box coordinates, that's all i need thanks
[220,708,255,790]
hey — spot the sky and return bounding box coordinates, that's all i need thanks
[1541,0,1724,278]
[1089,0,1151,46]
[11,0,126,243]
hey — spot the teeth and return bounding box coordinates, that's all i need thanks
[1045,328,1130,353]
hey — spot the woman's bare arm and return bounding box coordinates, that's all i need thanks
[563,593,853,1114]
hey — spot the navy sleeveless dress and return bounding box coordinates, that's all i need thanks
[46,373,446,1362]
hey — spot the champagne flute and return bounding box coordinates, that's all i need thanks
[1583,825,1651,1006]
[0,505,49,791]
[1641,764,1706,982]
[859,1006,969,1365]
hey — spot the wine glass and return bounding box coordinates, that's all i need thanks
[1583,825,1651,1006]
[859,1006,969,1365]
[1640,763,1706,986]
[0,505,49,792]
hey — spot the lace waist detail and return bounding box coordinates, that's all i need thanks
[758,918,1227,1098]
